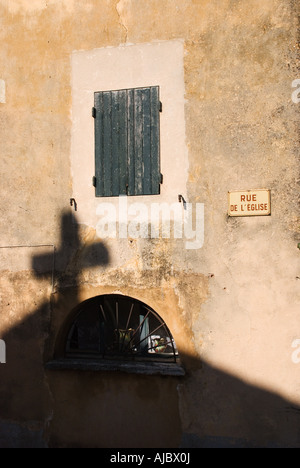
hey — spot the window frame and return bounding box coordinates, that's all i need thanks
[46,295,185,377]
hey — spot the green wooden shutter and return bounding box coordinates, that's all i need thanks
[94,86,161,197]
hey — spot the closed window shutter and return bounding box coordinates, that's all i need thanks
[94,86,161,197]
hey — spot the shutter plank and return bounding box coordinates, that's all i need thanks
[111,91,120,196]
[134,89,143,196]
[127,89,135,196]
[142,88,151,195]
[94,92,104,197]
[118,90,127,195]
[103,91,113,197]
[150,86,160,195]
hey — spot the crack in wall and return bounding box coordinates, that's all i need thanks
[116,0,129,43]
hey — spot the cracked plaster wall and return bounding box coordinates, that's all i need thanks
[0,0,299,448]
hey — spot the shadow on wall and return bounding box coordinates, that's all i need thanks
[32,209,110,280]
[178,353,300,448]
[0,209,299,448]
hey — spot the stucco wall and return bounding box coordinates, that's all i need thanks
[0,0,299,448]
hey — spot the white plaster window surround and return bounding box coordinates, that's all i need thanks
[71,40,188,228]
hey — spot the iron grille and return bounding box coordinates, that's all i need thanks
[65,295,179,363]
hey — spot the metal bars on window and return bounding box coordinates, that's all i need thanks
[65,295,178,363]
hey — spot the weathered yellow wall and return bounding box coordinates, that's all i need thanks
[0,0,299,448]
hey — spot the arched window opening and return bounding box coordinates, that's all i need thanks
[65,295,179,364]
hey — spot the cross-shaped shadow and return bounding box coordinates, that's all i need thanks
[1,210,300,448]
[0,208,111,446]
[31,209,110,291]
